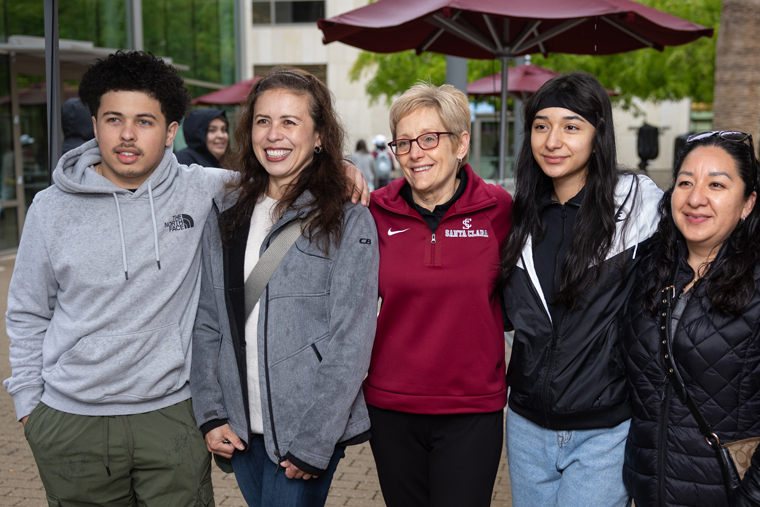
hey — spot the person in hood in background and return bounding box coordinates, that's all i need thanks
[176,108,229,168]
[61,97,95,153]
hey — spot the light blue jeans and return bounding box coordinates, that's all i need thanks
[505,408,631,507]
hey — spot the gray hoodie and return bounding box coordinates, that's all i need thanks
[4,138,228,419]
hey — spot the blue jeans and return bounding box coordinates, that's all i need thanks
[505,408,631,507]
[230,435,344,507]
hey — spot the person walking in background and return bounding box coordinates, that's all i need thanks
[351,139,375,192]
[622,131,760,507]
[365,83,512,507]
[190,67,379,507]
[371,134,394,188]
[498,72,662,507]
[176,108,230,168]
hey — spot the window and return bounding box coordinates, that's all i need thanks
[253,1,325,25]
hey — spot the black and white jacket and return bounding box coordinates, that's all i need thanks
[503,173,662,430]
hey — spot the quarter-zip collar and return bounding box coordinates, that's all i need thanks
[373,164,496,218]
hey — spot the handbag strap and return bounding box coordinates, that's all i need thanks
[244,218,302,321]
[660,284,721,445]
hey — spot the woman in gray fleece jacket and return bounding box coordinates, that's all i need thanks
[190,67,379,507]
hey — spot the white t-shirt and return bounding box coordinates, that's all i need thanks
[243,194,279,434]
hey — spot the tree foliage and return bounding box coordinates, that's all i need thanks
[349,0,720,107]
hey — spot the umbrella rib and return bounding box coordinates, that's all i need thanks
[532,27,548,56]
[509,20,542,54]
[512,17,587,54]
[428,13,498,54]
[601,15,658,49]
[419,11,461,53]
[482,14,503,53]
[419,26,447,53]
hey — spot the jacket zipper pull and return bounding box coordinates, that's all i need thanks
[274,450,284,475]
[660,374,670,402]
[431,233,436,244]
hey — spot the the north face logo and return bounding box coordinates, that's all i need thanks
[165,214,195,231]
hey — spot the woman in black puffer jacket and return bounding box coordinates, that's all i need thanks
[622,131,760,507]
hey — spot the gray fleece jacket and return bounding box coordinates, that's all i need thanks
[190,192,379,473]
[4,138,228,419]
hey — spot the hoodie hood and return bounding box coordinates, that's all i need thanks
[175,109,226,167]
[61,98,95,153]
[53,138,178,199]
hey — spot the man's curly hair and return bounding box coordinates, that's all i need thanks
[79,51,191,126]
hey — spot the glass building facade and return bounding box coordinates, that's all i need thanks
[0,0,236,252]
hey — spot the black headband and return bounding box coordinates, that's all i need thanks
[534,91,598,128]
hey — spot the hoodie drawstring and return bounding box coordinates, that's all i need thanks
[147,182,161,270]
[112,193,129,280]
[112,185,162,280]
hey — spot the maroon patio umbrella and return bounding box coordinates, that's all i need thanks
[468,65,618,100]
[191,77,262,106]
[318,0,713,181]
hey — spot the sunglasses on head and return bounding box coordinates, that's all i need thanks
[687,130,752,146]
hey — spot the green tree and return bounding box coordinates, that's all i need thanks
[349,0,719,107]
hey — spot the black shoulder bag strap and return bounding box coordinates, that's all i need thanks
[660,283,741,500]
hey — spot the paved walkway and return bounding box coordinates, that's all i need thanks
[0,255,512,506]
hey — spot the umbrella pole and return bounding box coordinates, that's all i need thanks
[498,56,510,186]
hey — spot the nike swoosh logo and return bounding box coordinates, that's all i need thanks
[388,228,410,236]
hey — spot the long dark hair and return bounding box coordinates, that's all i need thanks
[497,72,624,308]
[224,67,349,253]
[644,135,760,315]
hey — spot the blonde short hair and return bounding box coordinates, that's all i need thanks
[389,83,471,165]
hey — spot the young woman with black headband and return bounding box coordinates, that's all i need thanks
[497,72,663,506]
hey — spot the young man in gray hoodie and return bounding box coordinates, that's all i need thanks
[3,51,226,506]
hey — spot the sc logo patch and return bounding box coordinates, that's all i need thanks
[359,238,372,245]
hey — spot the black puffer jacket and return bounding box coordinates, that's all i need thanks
[622,244,760,507]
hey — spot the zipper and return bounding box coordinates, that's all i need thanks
[553,205,567,291]
[540,205,567,426]
[520,254,556,427]
[219,202,252,442]
[657,375,671,506]
[657,284,678,505]
[259,225,288,474]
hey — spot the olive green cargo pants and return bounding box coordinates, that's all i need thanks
[24,399,213,507]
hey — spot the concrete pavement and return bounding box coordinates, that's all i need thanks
[0,255,512,506]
